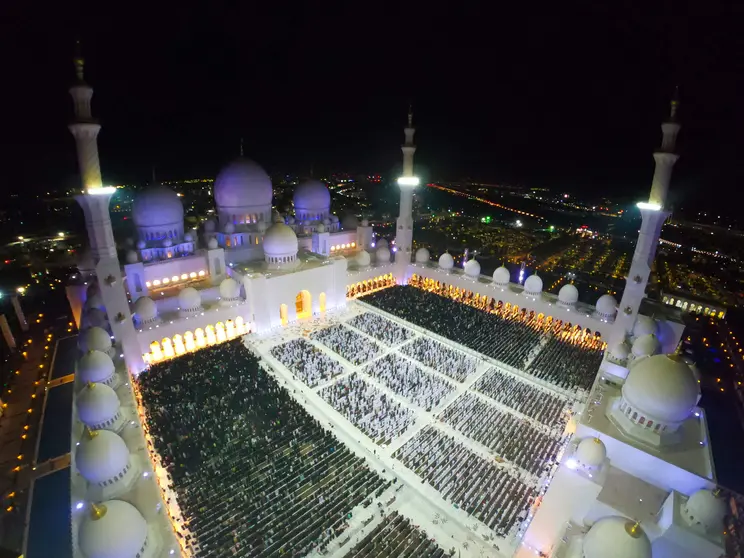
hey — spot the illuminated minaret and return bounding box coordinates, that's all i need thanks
[613,92,680,341]
[394,106,418,277]
[69,46,142,372]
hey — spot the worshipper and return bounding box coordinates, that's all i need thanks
[346,312,415,347]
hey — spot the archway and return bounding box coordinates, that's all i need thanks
[280,304,288,326]
[319,292,327,313]
[296,290,312,319]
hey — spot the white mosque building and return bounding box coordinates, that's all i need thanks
[63,48,728,558]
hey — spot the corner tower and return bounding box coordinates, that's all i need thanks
[394,106,418,280]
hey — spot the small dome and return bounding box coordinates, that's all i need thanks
[257,221,268,233]
[86,308,108,329]
[133,297,157,323]
[263,223,299,258]
[77,383,120,428]
[162,238,172,248]
[322,217,331,226]
[683,489,726,532]
[204,219,216,233]
[376,238,389,250]
[415,247,430,263]
[207,237,219,250]
[596,294,618,317]
[439,252,454,270]
[224,222,235,234]
[355,250,370,267]
[558,283,579,305]
[633,315,657,338]
[80,327,112,353]
[342,214,359,230]
[219,277,241,300]
[178,287,202,311]
[524,274,543,295]
[376,246,391,263]
[287,216,296,225]
[132,185,183,229]
[622,354,700,423]
[464,259,481,277]
[184,232,194,242]
[361,218,369,227]
[583,517,651,558]
[85,293,105,311]
[76,429,130,486]
[316,223,326,233]
[293,180,331,212]
[124,250,138,264]
[78,500,148,558]
[135,240,146,250]
[610,341,630,361]
[78,351,116,385]
[493,266,510,285]
[214,159,273,209]
[575,437,607,468]
[330,215,339,223]
[631,333,660,358]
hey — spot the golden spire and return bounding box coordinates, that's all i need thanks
[73,40,85,82]
[86,381,95,389]
[84,426,99,440]
[713,488,722,497]
[625,520,643,538]
[90,502,107,520]
[593,437,602,444]
[669,86,680,122]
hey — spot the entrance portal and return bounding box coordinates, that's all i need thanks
[280,304,288,326]
[295,290,312,320]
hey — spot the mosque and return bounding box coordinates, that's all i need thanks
[62,48,728,558]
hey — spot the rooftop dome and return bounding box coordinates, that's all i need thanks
[524,274,543,295]
[493,266,510,285]
[322,217,331,226]
[376,238,389,250]
[293,180,331,212]
[376,246,391,263]
[342,214,359,230]
[330,215,339,223]
[622,354,700,424]
[214,159,273,209]
[439,252,454,270]
[263,223,298,258]
[316,223,326,233]
[207,237,219,250]
[464,259,481,277]
[575,437,607,469]
[184,231,194,242]
[85,292,105,311]
[355,250,370,267]
[224,222,235,234]
[683,489,726,533]
[133,297,157,324]
[124,250,138,265]
[595,294,618,317]
[135,240,146,250]
[204,219,216,233]
[178,287,202,311]
[415,247,430,263]
[558,283,579,305]
[77,383,120,429]
[583,517,651,558]
[80,327,112,353]
[219,277,241,301]
[76,429,130,486]
[78,500,148,558]
[132,185,183,229]
[631,333,660,358]
[610,341,631,361]
[633,315,657,338]
[78,351,116,385]
[86,308,108,329]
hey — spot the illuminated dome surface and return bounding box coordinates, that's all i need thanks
[439,252,454,270]
[523,274,543,295]
[376,246,391,263]
[77,383,120,428]
[633,315,657,338]
[376,238,389,250]
[76,429,130,485]
[78,350,115,385]
[631,334,660,358]
[683,489,726,532]
[132,185,183,229]
[610,341,630,361]
[464,259,481,277]
[595,294,618,316]
[558,283,579,305]
[415,248,430,263]
[493,266,510,285]
[575,437,606,468]
[178,287,202,311]
[80,327,112,353]
[214,159,273,209]
[583,517,651,558]
[263,223,299,258]
[293,180,331,213]
[355,250,370,267]
[133,297,157,324]
[78,500,148,558]
[219,277,241,300]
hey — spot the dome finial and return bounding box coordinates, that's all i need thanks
[625,520,642,538]
[669,86,680,122]
[73,40,85,82]
[89,502,107,520]
[86,381,95,389]
[84,426,99,440]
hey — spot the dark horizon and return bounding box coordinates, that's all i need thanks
[4,2,744,210]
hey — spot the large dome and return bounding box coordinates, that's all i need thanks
[80,327,112,353]
[263,223,299,258]
[622,354,700,423]
[78,351,116,385]
[293,180,331,212]
[415,247,430,264]
[132,185,183,229]
[631,333,660,358]
[133,297,157,324]
[77,383,120,429]
[682,489,726,532]
[633,315,657,338]
[178,287,202,312]
[558,283,579,305]
[493,266,510,285]
[583,517,651,558]
[464,259,481,277]
[439,253,454,270]
[523,274,543,295]
[214,159,273,209]
[610,341,630,361]
[78,500,148,558]
[76,429,130,486]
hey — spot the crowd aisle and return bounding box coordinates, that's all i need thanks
[400,337,478,383]
[437,393,564,476]
[363,353,455,411]
[362,286,603,393]
[137,339,389,557]
[393,426,534,539]
[318,373,416,445]
[342,511,445,558]
[346,312,415,347]
[270,338,345,387]
[310,324,383,366]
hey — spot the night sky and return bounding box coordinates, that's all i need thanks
[4,2,744,208]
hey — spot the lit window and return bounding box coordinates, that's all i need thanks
[330,246,336,251]
[145,281,151,288]
[152,280,161,286]
[189,272,197,279]
[351,242,356,247]
[172,275,179,282]
[163,278,170,284]
[181,274,188,280]
[198,270,206,277]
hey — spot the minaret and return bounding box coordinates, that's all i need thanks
[69,45,143,373]
[394,106,418,281]
[613,92,680,341]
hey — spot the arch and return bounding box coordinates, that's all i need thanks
[296,290,312,319]
[205,324,217,345]
[280,304,288,326]
[319,292,327,313]
[194,328,206,348]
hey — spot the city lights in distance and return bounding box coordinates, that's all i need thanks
[397,176,420,187]
[86,186,117,195]
[637,201,662,211]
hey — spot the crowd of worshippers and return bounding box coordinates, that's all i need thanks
[270,338,345,387]
[473,367,571,428]
[400,336,478,383]
[137,339,394,557]
[393,426,535,540]
[361,286,603,393]
[319,373,416,445]
[310,324,382,366]
[363,353,455,412]
[346,312,415,347]
[342,511,448,558]
[438,393,565,476]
